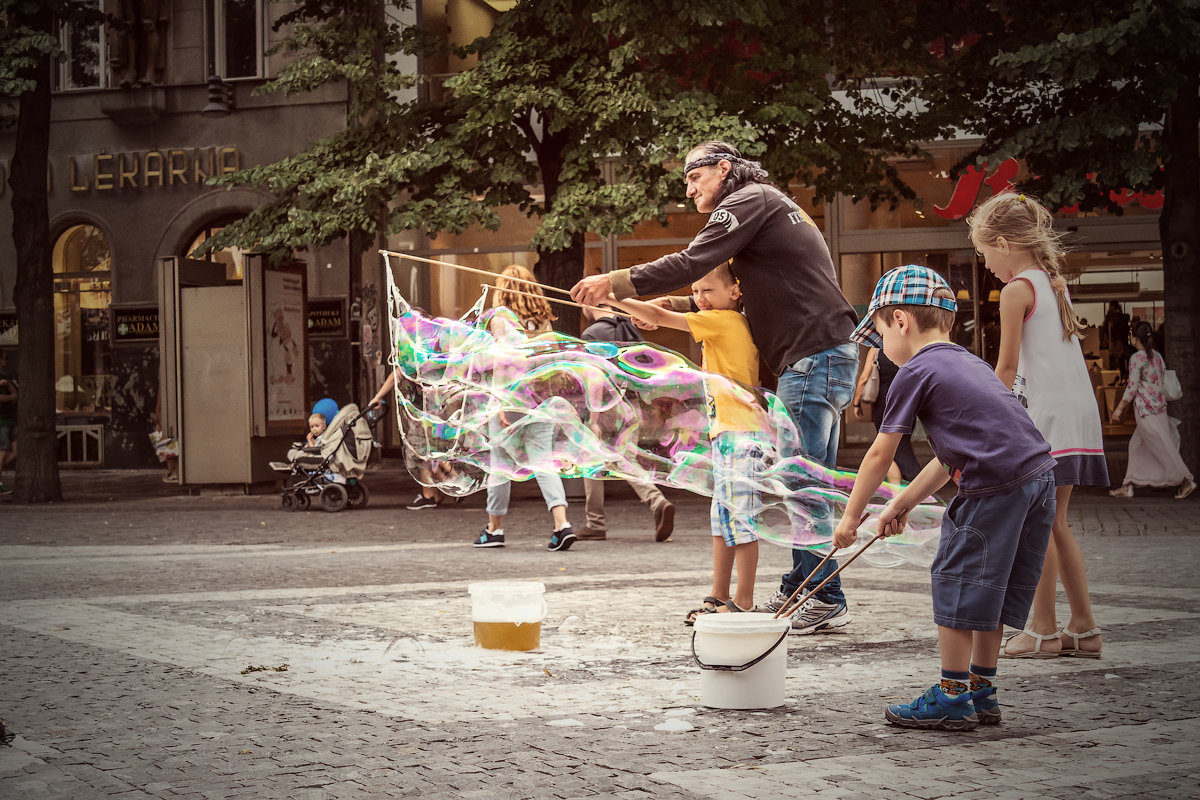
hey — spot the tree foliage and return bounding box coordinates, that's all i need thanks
[903,0,1200,471]
[206,0,943,332]
[913,0,1199,207]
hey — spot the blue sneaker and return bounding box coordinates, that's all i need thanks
[473,527,505,548]
[971,683,1001,725]
[547,524,577,552]
[885,684,979,731]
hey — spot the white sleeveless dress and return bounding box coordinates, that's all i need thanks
[1011,269,1109,486]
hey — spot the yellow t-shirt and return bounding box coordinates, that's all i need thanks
[685,309,761,436]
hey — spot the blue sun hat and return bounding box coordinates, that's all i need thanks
[850,265,958,349]
[312,397,339,424]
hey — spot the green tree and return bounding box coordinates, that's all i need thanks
[209,0,949,325]
[908,0,1200,468]
[205,0,760,334]
[2,0,105,503]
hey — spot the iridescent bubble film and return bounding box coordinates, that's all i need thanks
[383,273,944,567]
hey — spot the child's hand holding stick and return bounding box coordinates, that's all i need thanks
[878,503,909,538]
[775,526,887,620]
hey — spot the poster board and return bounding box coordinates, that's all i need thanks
[246,255,308,435]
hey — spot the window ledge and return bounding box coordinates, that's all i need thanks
[100,87,167,125]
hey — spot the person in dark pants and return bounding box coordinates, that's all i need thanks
[851,347,921,482]
[1103,301,1130,381]
[577,308,675,542]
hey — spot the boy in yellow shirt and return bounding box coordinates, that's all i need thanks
[610,263,763,622]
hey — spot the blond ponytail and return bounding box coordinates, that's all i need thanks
[1047,270,1086,341]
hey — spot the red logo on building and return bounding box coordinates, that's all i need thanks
[933,158,1163,220]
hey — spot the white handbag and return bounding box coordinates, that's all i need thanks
[861,359,880,403]
[1164,369,1182,402]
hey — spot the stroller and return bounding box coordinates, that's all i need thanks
[270,403,380,512]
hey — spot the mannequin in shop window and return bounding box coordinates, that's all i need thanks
[1103,301,1130,382]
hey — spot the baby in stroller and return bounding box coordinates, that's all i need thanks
[270,401,380,512]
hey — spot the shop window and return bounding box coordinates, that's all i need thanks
[188,219,249,281]
[207,0,264,79]
[53,225,112,415]
[57,0,109,90]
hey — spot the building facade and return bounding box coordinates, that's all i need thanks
[0,0,357,468]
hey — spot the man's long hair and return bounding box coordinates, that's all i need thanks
[686,141,771,206]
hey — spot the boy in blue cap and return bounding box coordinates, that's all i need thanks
[832,265,1057,731]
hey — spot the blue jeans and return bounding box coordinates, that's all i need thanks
[776,342,858,604]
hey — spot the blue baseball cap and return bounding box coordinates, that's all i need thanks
[850,265,957,349]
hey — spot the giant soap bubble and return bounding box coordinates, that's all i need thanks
[381,266,943,567]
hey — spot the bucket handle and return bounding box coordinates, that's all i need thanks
[691,628,789,672]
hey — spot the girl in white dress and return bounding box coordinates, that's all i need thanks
[969,193,1107,659]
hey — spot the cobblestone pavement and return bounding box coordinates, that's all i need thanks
[2,466,1198,798]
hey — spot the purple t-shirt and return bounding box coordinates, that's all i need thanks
[880,342,1055,497]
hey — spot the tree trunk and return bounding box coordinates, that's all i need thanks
[536,236,585,338]
[9,3,62,502]
[532,135,584,337]
[1160,77,1199,473]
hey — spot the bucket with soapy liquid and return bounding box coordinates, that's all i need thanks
[692,612,791,709]
[467,580,548,651]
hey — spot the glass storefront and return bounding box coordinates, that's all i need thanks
[53,224,112,415]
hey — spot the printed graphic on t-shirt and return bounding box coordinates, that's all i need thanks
[765,185,817,229]
[710,209,739,233]
[1011,373,1029,408]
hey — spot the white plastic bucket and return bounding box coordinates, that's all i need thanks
[467,580,548,651]
[692,612,790,709]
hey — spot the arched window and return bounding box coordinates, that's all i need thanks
[188,218,249,280]
[53,224,112,414]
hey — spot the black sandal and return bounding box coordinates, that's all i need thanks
[684,596,724,626]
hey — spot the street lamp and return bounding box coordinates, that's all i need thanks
[200,75,235,117]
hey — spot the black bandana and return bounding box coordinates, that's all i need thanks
[683,152,740,175]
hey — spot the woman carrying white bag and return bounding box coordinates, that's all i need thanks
[1110,321,1195,500]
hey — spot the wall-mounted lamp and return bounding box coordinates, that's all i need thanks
[988,289,1001,303]
[201,75,235,117]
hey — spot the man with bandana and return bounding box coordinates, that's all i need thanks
[571,141,860,634]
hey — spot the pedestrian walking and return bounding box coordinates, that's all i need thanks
[1110,321,1195,500]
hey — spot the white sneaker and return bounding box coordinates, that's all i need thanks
[757,589,792,614]
[789,599,850,635]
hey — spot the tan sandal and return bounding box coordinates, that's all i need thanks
[1058,627,1102,658]
[1000,628,1061,658]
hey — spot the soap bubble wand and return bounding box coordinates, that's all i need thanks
[772,511,898,620]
